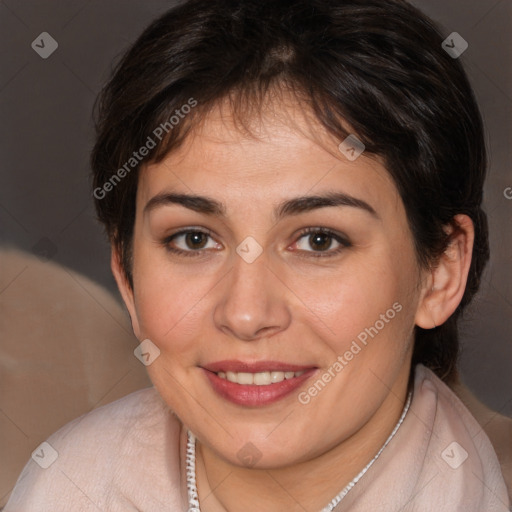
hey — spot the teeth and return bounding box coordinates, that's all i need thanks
[216,370,306,385]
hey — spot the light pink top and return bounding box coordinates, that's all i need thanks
[4,364,511,511]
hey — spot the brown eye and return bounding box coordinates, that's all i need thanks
[183,232,209,249]
[307,232,334,251]
[163,229,220,257]
[294,228,351,258]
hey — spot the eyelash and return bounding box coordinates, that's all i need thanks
[161,227,351,259]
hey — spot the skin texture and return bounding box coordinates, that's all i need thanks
[112,97,474,511]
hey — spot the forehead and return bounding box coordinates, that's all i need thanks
[137,99,399,218]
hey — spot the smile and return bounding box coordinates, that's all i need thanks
[215,370,306,385]
[201,361,317,407]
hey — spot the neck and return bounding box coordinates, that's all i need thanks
[181,367,412,512]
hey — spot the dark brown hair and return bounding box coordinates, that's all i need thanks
[91,0,489,384]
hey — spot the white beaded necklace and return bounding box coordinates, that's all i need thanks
[186,390,412,512]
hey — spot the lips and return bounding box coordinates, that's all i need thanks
[201,360,317,407]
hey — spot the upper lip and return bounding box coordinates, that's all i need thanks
[202,360,316,373]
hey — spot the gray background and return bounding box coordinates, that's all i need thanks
[0,0,511,414]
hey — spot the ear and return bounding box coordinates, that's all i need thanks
[415,214,474,329]
[111,245,142,340]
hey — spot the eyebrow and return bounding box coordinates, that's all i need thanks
[143,191,379,221]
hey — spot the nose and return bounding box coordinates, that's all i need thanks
[214,251,291,342]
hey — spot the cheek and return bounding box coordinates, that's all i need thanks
[317,262,396,323]
[310,250,418,359]
[131,253,211,350]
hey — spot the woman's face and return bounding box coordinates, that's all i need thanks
[118,100,428,468]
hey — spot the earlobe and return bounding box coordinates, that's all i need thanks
[110,246,142,339]
[415,214,474,329]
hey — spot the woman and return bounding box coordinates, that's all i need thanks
[5,0,510,510]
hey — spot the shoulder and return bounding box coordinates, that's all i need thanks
[414,364,492,436]
[4,388,184,511]
[413,364,488,438]
[411,364,510,509]
[45,386,177,458]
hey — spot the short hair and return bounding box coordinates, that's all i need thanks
[91,0,489,385]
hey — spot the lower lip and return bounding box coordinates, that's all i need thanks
[202,368,316,407]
